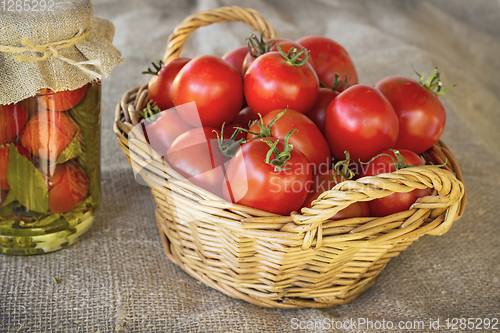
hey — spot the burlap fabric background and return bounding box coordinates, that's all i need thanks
[1,0,499,332]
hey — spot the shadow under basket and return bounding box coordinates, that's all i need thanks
[113,6,466,308]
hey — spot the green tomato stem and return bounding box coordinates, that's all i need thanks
[320,73,347,91]
[215,124,246,159]
[333,151,355,182]
[262,129,297,171]
[275,44,310,67]
[136,101,161,121]
[360,149,407,171]
[417,67,454,96]
[246,30,277,58]
[142,60,163,75]
[238,107,289,140]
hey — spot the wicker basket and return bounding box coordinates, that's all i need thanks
[113,6,466,308]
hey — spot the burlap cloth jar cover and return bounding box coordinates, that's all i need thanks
[0,0,122,105]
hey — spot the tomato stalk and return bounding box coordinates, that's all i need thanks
[214,124,246,159]
[142,60,164,75]
[332,151,355,183]
[361,149,408,171]
[386,149,448,169]
[135,102,161,121]
[246,30,277,58]
[275,44,310,67]
[416,67,454,96]
[262,129,297,171]
[320,73,347,91]
[238,107,288,139]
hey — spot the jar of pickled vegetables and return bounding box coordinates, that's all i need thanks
[0,0,122,254]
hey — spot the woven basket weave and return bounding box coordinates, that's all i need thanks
[113,6,466,308]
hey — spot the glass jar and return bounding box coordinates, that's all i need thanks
[0,81,101,255]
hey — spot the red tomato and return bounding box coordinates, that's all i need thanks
[360,149,431,217]
[375,75,447,154]
[244,51,319,116]
[166,127,230,197]
[223,137,312,215]
[38,84,88,112]
[324,84,399,162]
[305,87,339,134]
[296,35,358,92]
[143,109,193,156]
[19,110,80,161]
[222,46,248,76]
[302,170,370,220]
[0,103,28,145]
[172,55,243,128]
[247,109,331,173]
[147,57,190,111]
[48,161,89,213]
[0,144,31,190]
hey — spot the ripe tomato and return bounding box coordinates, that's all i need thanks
[296,35,357,92]
[222,46,248,76]
[143,108,193,156]
[375,74,447,154]
[247,109,331,173]
[166,127,231,197]
[0,144,31,190]
[302,170,370,220]
[360,149,431,217]
[223,136,312,215]
[172,55,243,128]
[244,49,319,116]
[146,57,190,111]
[324,84,399,163]
[0,103,28,145]
[38,84,88,112]
[19,110,80,161]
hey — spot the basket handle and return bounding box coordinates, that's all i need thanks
[288,165,465,250]
[162,6,278,63]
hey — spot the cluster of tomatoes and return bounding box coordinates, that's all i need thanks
[143,33,449,218]
[0,85,90,214]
